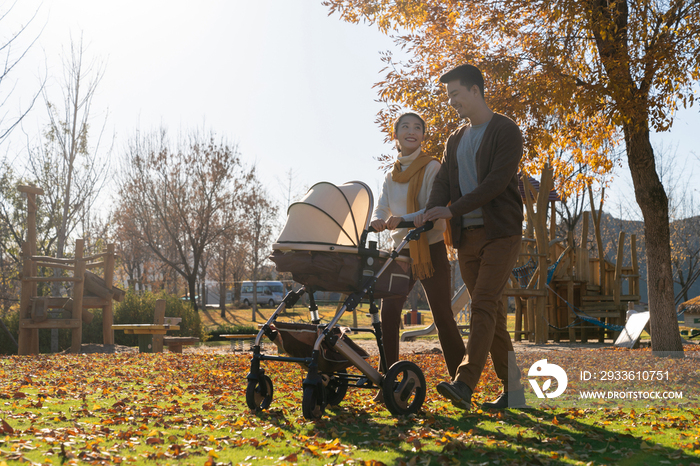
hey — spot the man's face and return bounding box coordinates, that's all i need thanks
[445,80,480,119]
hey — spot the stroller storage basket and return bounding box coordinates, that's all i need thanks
[269,322,369,373]
[270,249,411,298]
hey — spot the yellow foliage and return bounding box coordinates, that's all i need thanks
[324,0,700,193]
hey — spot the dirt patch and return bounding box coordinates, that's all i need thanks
[72,337,698,356]
[67,344,138,354]
[68,339,612,356]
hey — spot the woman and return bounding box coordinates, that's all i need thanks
[371,112,465,395]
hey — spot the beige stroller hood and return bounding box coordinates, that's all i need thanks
[273,181,373,252]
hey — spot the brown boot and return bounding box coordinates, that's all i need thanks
[482,387,526,409]
[436,381,472,410]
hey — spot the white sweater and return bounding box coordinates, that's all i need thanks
[371,149,447,248]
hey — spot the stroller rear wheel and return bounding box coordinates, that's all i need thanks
[382,361,426,416]
[246,375,273,411]
[302,383,326,419]
[325,371,348,406]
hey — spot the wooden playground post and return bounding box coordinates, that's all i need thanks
[152,299,166,353]
[567,230,576,343]
[18,185,43,355]
[630,235,639,296]
[18,242,37,355]
[103,243,115,345]
[588,186,606,295]
[613,231,626,307]
[522,166,553,344]
[535,168,553,344]
[548,199,558,342]
[71,240,86,354]
[577,212,590,282]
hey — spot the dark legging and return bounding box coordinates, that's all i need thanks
[380,241,465,379]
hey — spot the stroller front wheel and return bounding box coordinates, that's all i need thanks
[302,383,325,419]
[246,375,273,411]
[382,361,426,416]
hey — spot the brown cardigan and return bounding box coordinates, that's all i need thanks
[426,113,523,247]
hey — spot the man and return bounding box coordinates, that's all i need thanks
[414,64,525,409]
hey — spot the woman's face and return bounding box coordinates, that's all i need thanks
[394,115,425,155]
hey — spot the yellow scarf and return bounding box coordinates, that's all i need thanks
[391,151,437,280]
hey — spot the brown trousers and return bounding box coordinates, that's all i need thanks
[380,241,465,379]
[454,228,523,392]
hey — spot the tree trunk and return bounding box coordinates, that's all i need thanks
[252,277,257,323]
[220,247,227,318]
[188,277,198,312]
[677,269,687,303]
[625,125,683,355]
[219,278,226,317]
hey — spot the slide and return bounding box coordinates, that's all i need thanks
[400,284,470,341]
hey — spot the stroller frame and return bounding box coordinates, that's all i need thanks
[246,222,433,419]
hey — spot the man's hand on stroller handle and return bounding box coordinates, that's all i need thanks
[414,207,453,227]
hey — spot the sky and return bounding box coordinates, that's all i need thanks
[2,0,699,222]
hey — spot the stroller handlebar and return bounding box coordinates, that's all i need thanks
[367,220,434,235]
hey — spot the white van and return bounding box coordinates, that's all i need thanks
[239,281,285,307]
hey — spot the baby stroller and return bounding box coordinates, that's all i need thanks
[245,181,433,419]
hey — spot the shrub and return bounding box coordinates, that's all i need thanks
[0,308,19,355]
[208,324,257,341]
[0,305,87,355]
[0,291,204,354]
[113,290,205,346]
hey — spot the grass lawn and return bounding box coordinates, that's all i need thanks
[2,300,697,465]
[199,302,435,331]
[1,346,699,465]
[199,302,445,342]
[199,302,665,345]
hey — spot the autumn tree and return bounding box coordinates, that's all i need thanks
[27,37,110,263]
[666,162,700,304]
[0,2,43,143]
[116,128,253,311]
[208,227,248,317]
[671,214,700,303]
[324,0,699,353]
[22,37,112,351]
[0,3,44,313]
[245,177,279,322]
[0,164,24,312]
[0,163,59,301]
[555,160,615,245]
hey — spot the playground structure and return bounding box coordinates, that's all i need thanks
[504,166,640,344]
[399,165,641,346]
[17,185,123,355]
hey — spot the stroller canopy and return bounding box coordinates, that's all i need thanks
[274,181,373,251]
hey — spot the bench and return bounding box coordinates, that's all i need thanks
[221,334,257,351]
[163,336,199,353]
[112,324,180,353]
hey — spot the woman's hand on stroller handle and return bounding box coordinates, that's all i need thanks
[370,219,388,232]
[370,216,405,232]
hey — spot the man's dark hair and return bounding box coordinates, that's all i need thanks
[439,64,485,96]
[393,112,426,136]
